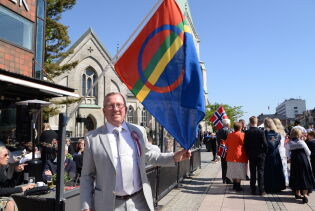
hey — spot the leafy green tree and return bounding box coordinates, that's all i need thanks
[205,103,244,131]
[44,0,78,80]
[42,0,80,120]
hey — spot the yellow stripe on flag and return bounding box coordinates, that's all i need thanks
[136,36,184,102]
[184,25,191,33]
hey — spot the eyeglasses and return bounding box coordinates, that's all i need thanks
[105,103,125,110]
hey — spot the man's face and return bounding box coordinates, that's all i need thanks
[0,149,9,166]
[103,94,126,127]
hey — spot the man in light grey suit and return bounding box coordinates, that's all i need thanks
[81,92,191,211]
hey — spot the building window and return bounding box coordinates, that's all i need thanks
[127,106,134,123]
[294,107,298,109]
[82,68,97,97]
[0,6,33,50]
[34,0,46,79]
[141,108,147,126]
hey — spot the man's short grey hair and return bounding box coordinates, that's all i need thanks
[222,119,231,127]
[103,92,126,106]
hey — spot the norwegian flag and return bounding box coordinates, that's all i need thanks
[217,140,228,158]
[209,106,228,130]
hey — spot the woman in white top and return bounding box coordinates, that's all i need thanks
[273,118,289,186]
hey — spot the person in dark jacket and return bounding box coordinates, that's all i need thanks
[39,123,58,144]
[216,119,232,184]
[288,128,315,203]
[73,139,85,176]
[306,131,315,179]
[0,146,35,211]
[209,133,218,161]
[42,145,76,183]
[263,118,285,193]
[66,138,76,155]
[40,138,58,168]
[244,116,267,195]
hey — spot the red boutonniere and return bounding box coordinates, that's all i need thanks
[131,131,142,157]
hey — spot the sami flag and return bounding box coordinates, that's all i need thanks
[114,0,205,150]
[209,106,228,130]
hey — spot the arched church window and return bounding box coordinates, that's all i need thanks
[82,67,97,97]
[141,108,147,126]
[127,106,134,123]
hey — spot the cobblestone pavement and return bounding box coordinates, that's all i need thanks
[156,148,315,211]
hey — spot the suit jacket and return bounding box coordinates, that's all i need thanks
[0,166,23,196]
[244,127,267,159]
[80,122,175,211]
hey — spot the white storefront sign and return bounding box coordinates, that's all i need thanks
[9,0,29,11]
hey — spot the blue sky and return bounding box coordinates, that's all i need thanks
[61,0,315,121]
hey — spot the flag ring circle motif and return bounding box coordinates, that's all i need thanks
[137,24,185,93]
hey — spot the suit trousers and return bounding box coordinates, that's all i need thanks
[114,190,150,211]
[221,158,227,181]
[249,156,266,192]
[211,141,217,160]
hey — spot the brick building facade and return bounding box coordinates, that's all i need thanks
[0,0,78,143]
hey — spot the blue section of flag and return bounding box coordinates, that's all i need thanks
[142,32,205,150]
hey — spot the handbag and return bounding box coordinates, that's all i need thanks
[24,186,50,196]
[217,140,228,159]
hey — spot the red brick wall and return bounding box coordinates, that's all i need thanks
[0,0,36,22]
[0,0,36,77]
[0,41,33,77]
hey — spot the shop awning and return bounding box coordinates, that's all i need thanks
[0,69,80,100]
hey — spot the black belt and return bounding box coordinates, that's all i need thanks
[115,189,143,200]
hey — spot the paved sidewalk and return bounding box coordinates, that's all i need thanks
[156,149,315,211]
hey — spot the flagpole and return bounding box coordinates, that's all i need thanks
[65,0,163,125]
[114,0,163,62]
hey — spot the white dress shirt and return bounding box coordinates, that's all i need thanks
[106,122,142,196]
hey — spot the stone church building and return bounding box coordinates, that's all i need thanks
[50,28,153,137]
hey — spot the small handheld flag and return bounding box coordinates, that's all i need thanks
[210,106,228,130]
[114,0,205,150]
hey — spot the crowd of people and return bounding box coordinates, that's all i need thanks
[1,105,315,210]
[0,123,85,211]
[203,117,315,204]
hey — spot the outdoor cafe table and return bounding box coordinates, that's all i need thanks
[12,186,80,211]
[12,190,56,211]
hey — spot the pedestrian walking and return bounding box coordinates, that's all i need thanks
[209,133,218,161]
[203,132,211,152]
[287,128,315,203]
[216,119,232,184]
[80,92,191,211]
[226,122,248,191]
[244,116,267,195]
[273,118,289,186]
[264,118,286,193]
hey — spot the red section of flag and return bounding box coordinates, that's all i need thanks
[209,106,228,130]
[114,0,184,90]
